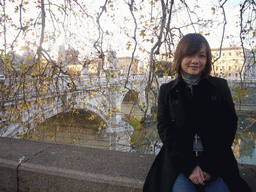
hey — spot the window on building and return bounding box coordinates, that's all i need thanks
[229,66,231,70]
[216,66,218,70]
[229,52,232,56]
[222,66,225,70]
[223,53,225,56]
[215,73,219,77]
[235,73,238,78]
[228,73,231,77]
[236,59,238,63]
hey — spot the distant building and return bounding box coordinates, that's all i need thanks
[58,45,66,70]
[155,53,174,77]
[118,57,139,75]
[211,47,242,80]
[6,51,23,73]
[243,48,256,81]
[87,58,103,76]
[85,56,140,76]
[0,57,4,72]
[58,45,82,75]
[211,47,256,81]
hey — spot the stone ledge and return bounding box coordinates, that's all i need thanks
[0,137,255,192]
[0,158,19,192]
[18,162,144,191]
[0,137,154,192]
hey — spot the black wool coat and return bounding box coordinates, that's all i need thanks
[143,76,252,192]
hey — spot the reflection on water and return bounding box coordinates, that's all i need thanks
[232,111,256,165]
[24,109,133,152]
[23,109,256,165]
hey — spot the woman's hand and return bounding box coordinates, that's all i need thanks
[189,165,211,185]
[203,171,211,181]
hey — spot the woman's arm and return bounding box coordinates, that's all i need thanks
[198,79,238,175]
[157,83,198,176]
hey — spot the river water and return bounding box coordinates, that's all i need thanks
[23,109,256,165]
[234,110,256,165]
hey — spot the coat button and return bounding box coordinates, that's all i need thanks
[211,96,217,101]
[173,100,178,105]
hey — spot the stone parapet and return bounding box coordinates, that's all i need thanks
[0,137,154,192]
[0,137,255,192]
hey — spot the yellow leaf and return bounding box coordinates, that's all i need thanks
[49,131,54,136]
[71,101,77,105]
[134,81,139,85]
[20,46,28,51]
[17,133,25,138]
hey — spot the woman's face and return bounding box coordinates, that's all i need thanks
[181,44,207,76]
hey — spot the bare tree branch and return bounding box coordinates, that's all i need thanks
[124,0,138,88]
[145,0,167,115]
[94,0,108,56]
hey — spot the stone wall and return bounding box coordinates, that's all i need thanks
[0,137,154,192]
[0,137,255,192]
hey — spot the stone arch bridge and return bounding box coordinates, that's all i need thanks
[0,75,172,138]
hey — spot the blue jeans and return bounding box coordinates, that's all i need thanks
[172,173,230,192]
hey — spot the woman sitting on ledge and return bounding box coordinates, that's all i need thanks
[143,33,252,192]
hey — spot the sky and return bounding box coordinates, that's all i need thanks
[99,0,250,57]
[1,0,253,58]
[192,0,243,48]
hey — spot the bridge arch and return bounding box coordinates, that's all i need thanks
[120,89,144,120]
[1,75,153,138]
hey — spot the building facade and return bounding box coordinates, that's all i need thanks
[211,47,243,80]
[117,57,139,76]
[211,47,256,81]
